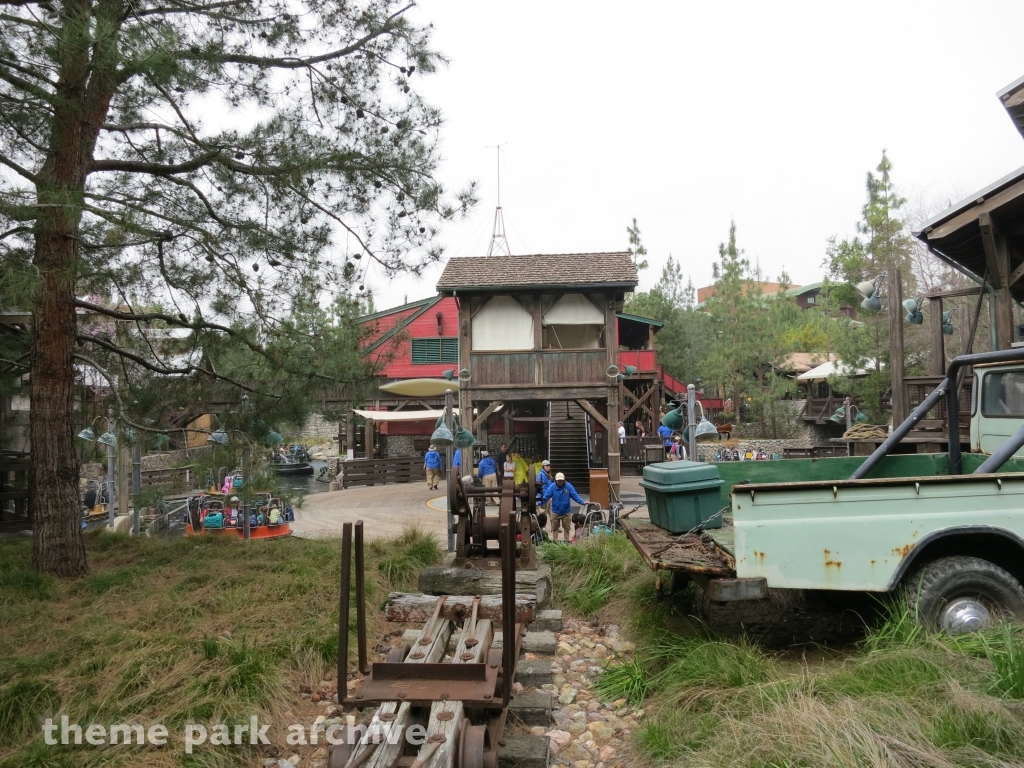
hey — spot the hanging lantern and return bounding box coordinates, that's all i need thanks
[661,408,684,430]
[431,423,454,448]
[207,428,229,446]
[695,419,719,439]
[453,423,476,449]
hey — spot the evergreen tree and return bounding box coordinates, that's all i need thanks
[823,151,915,417]
[627,217,649,272]
[0,0,474,576]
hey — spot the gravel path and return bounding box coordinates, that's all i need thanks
[538,620,641,768]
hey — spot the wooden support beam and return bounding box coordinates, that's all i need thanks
[929,296,945,377]
[473,401,503,432]
[980,212,1004,288]
[386,592,536,624]
[574,398,609,432]
[621,384,657,423]
[1008,258,1024,288]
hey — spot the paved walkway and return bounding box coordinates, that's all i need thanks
[291,477,646,541]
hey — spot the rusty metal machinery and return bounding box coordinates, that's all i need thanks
[330,517,534,768]
[449,467,538,570]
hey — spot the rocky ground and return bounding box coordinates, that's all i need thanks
[536,620,639,768]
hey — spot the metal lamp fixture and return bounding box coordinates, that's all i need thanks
[452,421,476,449]
[431,423,454,448]
[265,430,284,445]
[458,368,472,382]
[829,406,845,423]
[661,407,684,430]
[623,365,637,376]
[903,297,924,325]
[207,428,229,446]
[77,427,96,442]
[97,431,118,448]
[605,364,620,378]
[942,310,954,336]
[695,419,719,439]
[442,369,456,381]
[855,278,883,312]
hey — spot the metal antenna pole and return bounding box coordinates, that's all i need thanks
[485,144,510,256]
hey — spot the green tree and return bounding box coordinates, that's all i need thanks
[703,222,759,412]
[0,0,473,576]
[625,255,711,382]
[823,151,915,417]
[627,217,649,272]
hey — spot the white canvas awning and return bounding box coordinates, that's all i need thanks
[543,294,603,325]
[354,408,460,422]
[797,360,879,381]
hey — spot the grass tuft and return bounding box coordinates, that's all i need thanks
[594,657,650,705]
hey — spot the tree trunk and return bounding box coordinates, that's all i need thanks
[31,233,88,577]
[30,0,99,577]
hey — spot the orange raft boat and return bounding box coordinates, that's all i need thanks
[184,494,292,539]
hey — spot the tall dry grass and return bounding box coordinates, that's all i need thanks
[0,525,441,768]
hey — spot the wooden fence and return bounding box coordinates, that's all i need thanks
[140,465,196,495]
[340,456,426,489]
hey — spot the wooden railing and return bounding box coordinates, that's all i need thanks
[622,436,665,462]
[0,452,30,521]
[340,456,426,489]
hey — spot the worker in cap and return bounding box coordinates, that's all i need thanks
[477,450,498,505]
[541,472,586,542]
[423,443,443,490]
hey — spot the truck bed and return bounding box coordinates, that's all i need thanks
[620,517,735,577]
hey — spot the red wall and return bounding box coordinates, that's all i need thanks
[361,297,460,379]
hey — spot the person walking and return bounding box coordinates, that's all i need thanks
[536,459,554,520]
[542,472,586,543]
[495,443,508,475]
[477,450,498,505]
[423,444,442,490]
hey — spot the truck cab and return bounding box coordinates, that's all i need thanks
[971,363,1024,455]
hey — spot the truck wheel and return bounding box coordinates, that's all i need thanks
[905,556,1024,634]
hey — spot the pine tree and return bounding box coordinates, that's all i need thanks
[823,151,915,416]
[627,217,649,272]
[0,0,474,576]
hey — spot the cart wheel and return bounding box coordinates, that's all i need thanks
[460,724,486,768]
[386,644,411,663]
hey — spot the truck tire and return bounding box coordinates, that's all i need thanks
[905,556,1024,634]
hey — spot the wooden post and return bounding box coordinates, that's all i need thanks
[929,296,945,376]
[888,270,908,426]
[459,302,473,435]
[980,212,1015,350]
[346,412,355,460]
[604,295,620,502]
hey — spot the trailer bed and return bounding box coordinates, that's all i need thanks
[620,517,735,576]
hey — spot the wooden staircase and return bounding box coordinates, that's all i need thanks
[547,401,591,493]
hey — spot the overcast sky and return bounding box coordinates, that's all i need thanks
[362,0,1024,309]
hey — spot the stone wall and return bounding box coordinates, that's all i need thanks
[382,434,431,458]
[295,413,340,443]
[730,399,844,447]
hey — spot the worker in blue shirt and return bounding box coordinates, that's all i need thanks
[657,423,673,446]
[542,472,586,542]
[423,444,442,490]
[477,450,498,505]
[453,448,461,477]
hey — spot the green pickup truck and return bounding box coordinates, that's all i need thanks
[622,349,1024,634]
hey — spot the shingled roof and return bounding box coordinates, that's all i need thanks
[436,252,638,293]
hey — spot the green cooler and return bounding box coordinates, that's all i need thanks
[640,461,725,532]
